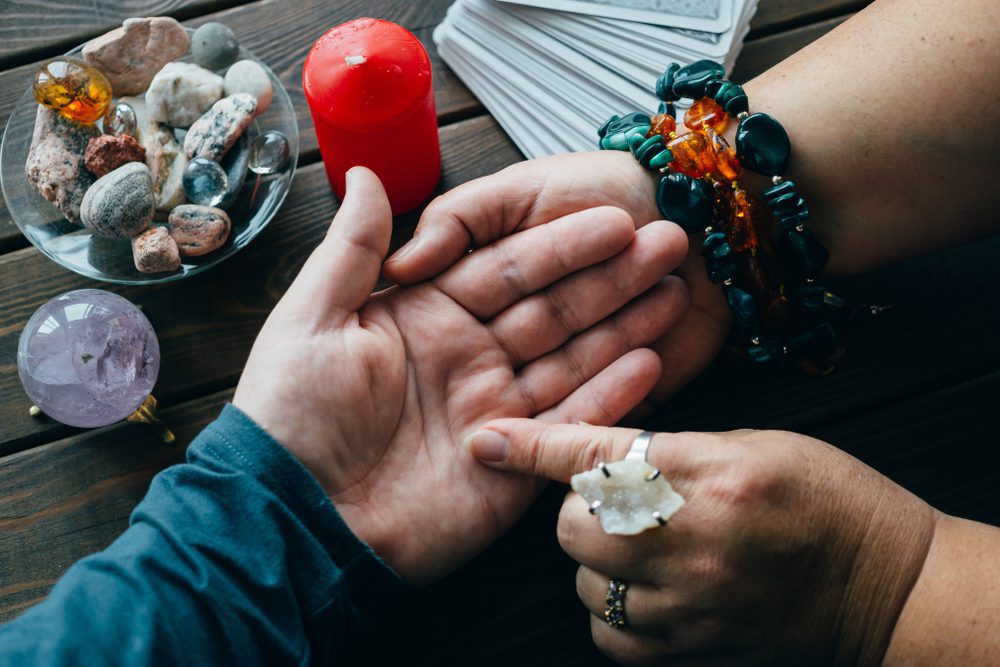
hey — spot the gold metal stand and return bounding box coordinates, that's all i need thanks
[127,395,176,444]
[29,395,175,444]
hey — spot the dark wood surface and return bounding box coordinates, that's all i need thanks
[1,1,997,664]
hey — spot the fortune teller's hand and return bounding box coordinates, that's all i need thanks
[233,167,690,586]
[383,151,732,402]
[465,420,938,665]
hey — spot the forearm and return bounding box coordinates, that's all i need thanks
[735,0,1000,276]
[882,514,1000,666]
[0,405,406,666]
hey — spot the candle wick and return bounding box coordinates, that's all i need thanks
[345,54,367,67]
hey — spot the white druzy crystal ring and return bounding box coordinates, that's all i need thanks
[570,431,685,536]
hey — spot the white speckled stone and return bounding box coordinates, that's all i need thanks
[571,460,685,535]
[183,93,256,161]
[145,62,224,128]
[223,60,272,116]
[120,96,188,217]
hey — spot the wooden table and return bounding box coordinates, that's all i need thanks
[1,1,997,664]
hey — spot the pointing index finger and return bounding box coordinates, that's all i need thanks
[466,420,694,483]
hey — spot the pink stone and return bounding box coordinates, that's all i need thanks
[132,226,181,273]
[82,17,190,95]
[25,105,98,224]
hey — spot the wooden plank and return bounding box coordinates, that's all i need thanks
[0,391,217,623]
[748,0,868,37]
[0,0,476,251]
[0,114,524,454]
[0,0,250,68]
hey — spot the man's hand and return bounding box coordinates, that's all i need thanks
[383,151,731,401]
[466,419,938,665]
[233,167,690,585]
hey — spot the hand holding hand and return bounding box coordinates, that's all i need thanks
[466,420,937,665]
[384,151,732,401]
[233,168,690,585]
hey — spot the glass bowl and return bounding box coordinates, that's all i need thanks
[0,30,298,285]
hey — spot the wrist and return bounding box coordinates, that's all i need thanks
[831,485,937,666]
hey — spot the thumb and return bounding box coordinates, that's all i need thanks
[465,419,663,483]
[284,166,392,325]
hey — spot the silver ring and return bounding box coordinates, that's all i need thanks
[624,431,654,462]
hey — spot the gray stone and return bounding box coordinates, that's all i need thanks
[80,162,155,239]
[145,62,223,128]
[191,23,240,70]
[167,204,231,256]
[223,60,272,116]
[184,93,256,161]
[217,133,250,209]
[25,105,99,224]
[82,17,190,95]
[132,225,181,273]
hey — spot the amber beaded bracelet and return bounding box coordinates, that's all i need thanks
[598,60,868,373]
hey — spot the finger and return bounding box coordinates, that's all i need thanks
[464,421,706,482]
[488,220,688,367]
[383,156,575,284]
[589,614,673,666]
[576,566,672,639]
[282,167,392,326]
[556,492,666,581]
[432,206,635,319]
[538,349,662,428]
[517,278,688,413]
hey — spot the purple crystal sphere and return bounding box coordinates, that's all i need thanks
[17,289,160,428]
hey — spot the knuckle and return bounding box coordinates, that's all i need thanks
[556,502,580,551]
[686,552,732,585]
[598,205,635,232]
[574,567,589,603]
[575,433,620,472]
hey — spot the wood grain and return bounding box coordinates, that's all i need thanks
[0,0,250,67]
[748,0,868,38]
[732,14,850,82]
[3,2,994,663]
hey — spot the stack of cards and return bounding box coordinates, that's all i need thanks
[434,0,757,158]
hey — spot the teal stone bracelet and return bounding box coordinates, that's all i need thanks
[596,59,873,373]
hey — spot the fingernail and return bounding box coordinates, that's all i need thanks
[345,166,358,190]
[464,430,510,462]
[386,237,419,264]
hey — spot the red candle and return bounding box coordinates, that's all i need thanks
[302,18,441,215]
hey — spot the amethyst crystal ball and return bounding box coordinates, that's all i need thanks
[17,289,160,427]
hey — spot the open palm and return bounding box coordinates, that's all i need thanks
[384,151,733,401]
[233,168,689,585]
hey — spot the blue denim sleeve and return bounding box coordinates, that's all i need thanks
[0,403,407,666]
